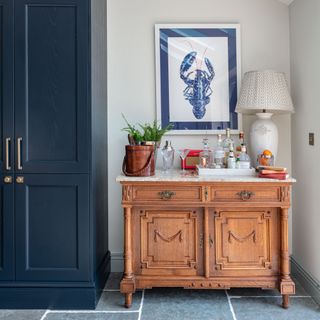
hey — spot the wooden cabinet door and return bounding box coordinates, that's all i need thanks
[0,0,14,174]
[135,208,203,276]
[0,175,14,280]
[15,174,91,282]
[14,0,89,174]
[210,208,279,276]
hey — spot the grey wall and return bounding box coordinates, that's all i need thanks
[290,0,320,281]
[107,0,292,271]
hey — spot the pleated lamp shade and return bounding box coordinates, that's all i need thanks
[235,70,294,114]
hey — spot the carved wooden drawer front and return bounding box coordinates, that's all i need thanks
[132,186,202,202]
[139,209,203,276]
[210,186,281,203]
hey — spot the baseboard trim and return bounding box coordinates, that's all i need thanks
[291,256,320,305]
[95,250,111,301]
[111,252,124,272]
[0,287,97,309]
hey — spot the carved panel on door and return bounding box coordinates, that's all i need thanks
[140,209,201,274]
[214,210,272,271]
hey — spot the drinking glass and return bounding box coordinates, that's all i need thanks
[178,149,190,175]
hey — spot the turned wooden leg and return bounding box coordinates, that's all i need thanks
[123,206,133,279]
[279,208,295,308]
[280,208,290,282]
[282,294,289,309]
[125,293,133,308]
[120,205,136,308]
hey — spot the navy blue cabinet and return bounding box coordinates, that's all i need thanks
[0,175,14,281]
[15,0,89,173]
[0,0,109,309]
[0,0,14,173]
[15,174,90,282]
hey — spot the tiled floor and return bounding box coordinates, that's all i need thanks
[1,273,319,320]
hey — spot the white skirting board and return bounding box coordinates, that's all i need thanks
[291,256,320,305]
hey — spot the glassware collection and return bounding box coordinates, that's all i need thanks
[160,129,287,180]
[161,129,253,173]
[198,129,251,169]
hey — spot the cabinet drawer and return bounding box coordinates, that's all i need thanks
[132,186,202,202]
[210,186,281,203]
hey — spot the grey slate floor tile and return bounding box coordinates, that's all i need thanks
[0,310,45,320]
[231,297,320,320]
[45,312,139,320]
[105,273,122,290]
[141,288,232,320]
[96,291,142,312]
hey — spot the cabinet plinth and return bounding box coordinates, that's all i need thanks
[118,176,295,308]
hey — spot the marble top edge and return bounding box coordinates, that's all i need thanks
[116,170,296,183]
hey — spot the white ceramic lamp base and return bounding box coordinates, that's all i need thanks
[249,113,278,165]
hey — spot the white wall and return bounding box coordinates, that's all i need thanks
[107,0,292,270]
[290,0,320,281]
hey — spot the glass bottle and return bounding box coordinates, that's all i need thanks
[236,131,245,158]
[222,128,234,166]
[199,138,213,168]
[237,145,251,169]
[227,145,236,169]
[214,134,225,168]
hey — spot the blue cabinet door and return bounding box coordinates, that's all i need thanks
[15,174,91,282]
[14,0,90,174]
[0,175,14,280]
[0,0,14,173]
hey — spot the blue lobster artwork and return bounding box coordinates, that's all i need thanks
[180,51,215,119]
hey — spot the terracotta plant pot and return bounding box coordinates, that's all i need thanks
[122,145,155,177]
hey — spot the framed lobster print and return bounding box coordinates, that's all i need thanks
[155,24,241,134]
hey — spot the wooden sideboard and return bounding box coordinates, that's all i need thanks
[117,172,295,309]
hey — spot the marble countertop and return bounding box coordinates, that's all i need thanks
[116,170,296,183]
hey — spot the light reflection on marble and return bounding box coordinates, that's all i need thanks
[116,169,296,183]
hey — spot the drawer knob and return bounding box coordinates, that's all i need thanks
[4,176,13,184]
[236,190,255,201]
[159,190,176,200]
[16,176,24,184]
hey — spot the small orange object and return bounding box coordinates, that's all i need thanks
[260,157,269,166]
[258,150,275,166]
[263,149,273,157]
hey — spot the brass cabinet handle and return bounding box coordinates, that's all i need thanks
[3,176,13,184]
[17,137,23,170]
[5,138,11,170]
[16,176,24,184]
[158,190,176,200]
[204,187,209,201]
[236,190,255,201]
[209,235,214,248]
[199,233,204,249]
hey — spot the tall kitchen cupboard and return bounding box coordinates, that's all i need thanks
[0,0,109,309]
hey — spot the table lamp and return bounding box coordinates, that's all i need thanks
[235,70,294,164]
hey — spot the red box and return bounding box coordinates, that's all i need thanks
[181,150,202,170]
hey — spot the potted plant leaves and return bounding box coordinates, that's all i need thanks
[121,114,173,176]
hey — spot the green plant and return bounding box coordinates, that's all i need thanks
[121,114,173,145]
[121,114,144,144]
[140,121,173,142]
